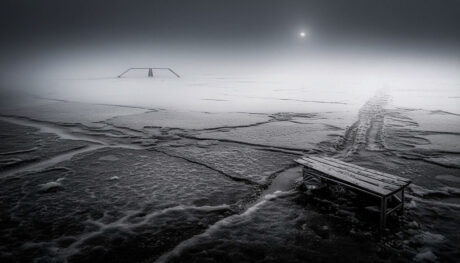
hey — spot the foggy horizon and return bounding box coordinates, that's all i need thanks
[2,0,460,80]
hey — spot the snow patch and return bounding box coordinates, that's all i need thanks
[98,155,119,161]
[38,178,64,193]
[435,174,460,184]
[413,231,445,245]
[410,184,460,198]
[414,249,438,262]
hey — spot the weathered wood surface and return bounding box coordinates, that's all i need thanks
[295,156,411,197]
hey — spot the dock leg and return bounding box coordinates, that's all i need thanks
[400,188,405,215]
[380,196,387,231]
[148,68,153,78]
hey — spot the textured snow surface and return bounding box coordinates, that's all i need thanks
[18,76,372,113]
[0,100,148,127]
[108,110,271,130]
[196,120,343,150]
[384,89,460,169]
[0,120,89,172]
[0,75,459,262]
[158,144,298,185]
[0,148,256,262]
[158,192,390,263]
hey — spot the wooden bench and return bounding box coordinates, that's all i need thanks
[295,155,411,230]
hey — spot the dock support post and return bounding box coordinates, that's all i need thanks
[380,196,387,231]
[400,188,405,215]
[148,68,153,78]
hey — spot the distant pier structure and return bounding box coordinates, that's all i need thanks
[117,67,181,78]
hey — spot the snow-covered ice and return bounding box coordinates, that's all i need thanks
[0,74,459,262]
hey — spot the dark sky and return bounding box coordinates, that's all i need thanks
[2,0,460,48]
[1,0,460,79]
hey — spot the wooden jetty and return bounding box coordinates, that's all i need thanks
[295,155,411,230]
[117,67,181,78]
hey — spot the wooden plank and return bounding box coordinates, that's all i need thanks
[297,158,400,194]
[304,157,393,187]
[302,167,384,197]
[385,202,403,215]
[296,158,397,196]
[318,156,410,184]
[320,156,410,183]
[306,156,410,187]
[297,155,411,230]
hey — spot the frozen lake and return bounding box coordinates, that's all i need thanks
[0,75,459,263]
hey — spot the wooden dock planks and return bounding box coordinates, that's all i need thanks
[295,155,412,230]
[296,156,409,196]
